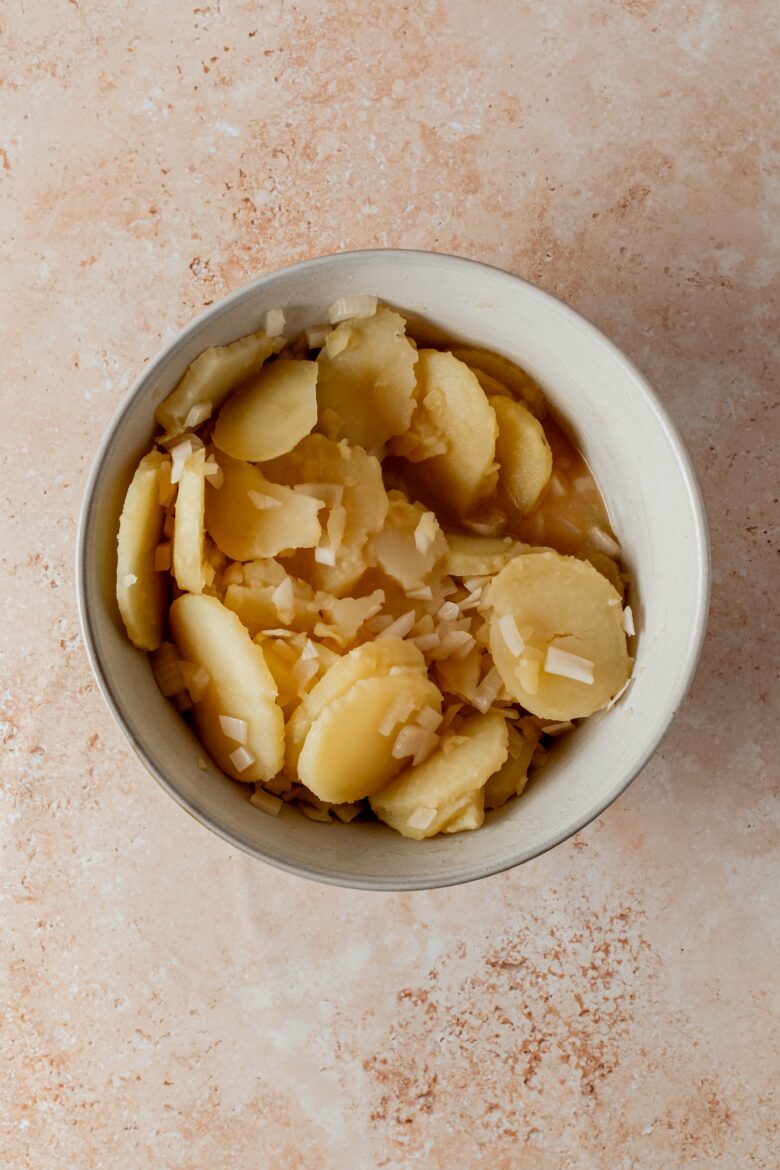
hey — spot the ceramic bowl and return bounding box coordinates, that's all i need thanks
[77,250,709,890]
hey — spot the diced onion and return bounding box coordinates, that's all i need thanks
[298,802,333,822]
[326,504,347,552]
[463,576,490,592]
[271,577,295,621]
[406,807,437,831]
[328,295,378,324]
[154,542,172,572]
[472,667,503,713]
[459,587,483,611]
[392,725,439,766]
[305,325,330,349]
[204,462,224,489]
[260,627,296,638]
[379,693,419,736]
[333,802,362,823]
[183,402,212,430]
[250,788,283,816]
[407,586,433,601]
[178,660,210,702]
[294,483,344,507]
[264,308,285,337]
[299,638,319,661]
[415,706,443,732]
[544,645,595,685]
[314,545,337,566]
[498,613,526,657]
[588,526,622,557]
[409,632,440,652]
[292,656,320,688]
[229,745,255,773]
[549,471,567,497]
[377,611,417,640]
[429,630,475,661]
[437,601,460,622]
[439,703,463,733]
[122,573,137,588]
[365,614,394,634]
[414,512,438,555]
[622,605,635,636]
[169,438,193,484]
[247,489,282,510]
[543,721,575,736]
[150,642,185,698]
[219,714,248,744]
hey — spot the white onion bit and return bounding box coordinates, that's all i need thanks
[328,295,378,324]
[406,807,437,831]
[122,573,137,588]
[305,325,330,349]
[622,605,635,636]
[250,788,283,816]
[183,402,212,430]
[229,746,255,773]
[247,489,282,510]
[588,526,622,558]
[498,613,526,657]
[415,706,443,732]
[377,611,417,640]
[544,645,595,685]
[219,715,248,744]
[264,308,286,337]
[314,545,337,566]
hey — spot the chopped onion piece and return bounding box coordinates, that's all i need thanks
[264,308,285,337]
[588,526,621,557]
[407,585,434,601]
[622,605,635,636]
[154,542,172,572]
[415,706,443,732]
[459,587,483,611]
[379,693,419,736]
[219,714,248,744]
[549,470,567,497]
[498,613,526,657]
[298,802,333,822]
[122,573,137,588]
[410,632,440,652]
[606,678,632,711]
[229,745,255,773]
[377,610,417,640]
[294,483,344,507]
[463,519,502,536]
[178,660,210,702]
[292,656,320,688]
[430,630,475,661]
[365,614,394,634]
[305,324,330,349]
[544,645,595,685]
[437,601,460,622]
[543,721,575,736]
[406,807,437,831]
[392,725,439,766]
[260,627,296,638]
[169,438,193,484]
[328,294,378,324]
[388,665,420,676]
[414,512,438,555]
[299,638,319,661]
[314,545,337,566]
[250,788,283,816]
[150,642,185,698]
[463,576,490,592]
[439,703,464,734]
[184,402,212,430]
[472,667,503,713]
[333,802,362,823]
[247,489,282,510]
[326,504,347,552]
[270,576,295,623]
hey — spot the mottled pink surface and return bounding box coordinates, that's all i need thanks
[1,1,778,1166]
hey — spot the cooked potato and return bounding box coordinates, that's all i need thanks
[116,450,168,650]
[466,365,512,399]
[205,453,322,561]
[213,359,318,462]
[370,711,508,839]
[370,491,447,591]
[262,434,388,595]
[444,532,528,578]
[298,672,443,802]
[491,395,553,514]
[173,448,207,593]
[488,551,630,719]
[449,345,546,418]
[156,330,284,436]
[483,722,540,809]
[396,350,498,514]
[440,790,484,833]
[580,549,624,596]
[316,308,418,448]
[169,593,284,781]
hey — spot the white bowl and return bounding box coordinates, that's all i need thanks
[76,250,709,890]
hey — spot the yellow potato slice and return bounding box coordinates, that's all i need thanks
[262,434,388,595]
[370,711,508,840]
[316,308,418,448]
[173,448,207,593]
[213,359,318,462]
[370,491,447,591]
[205,453,322,561]
[298,672,442,803]
[449,345,546,418]
[285,637,425,772]
[466,366,512,399]
[580,550,624,596]
[491,395,553,514]
[399,350,498,514]
[444,532,528,577]
[483,722,540,810]
[488,551,630,720]
[116,450,168,650]
[223,584,281,636]
[169,593,284,782]
[156,330,284,436]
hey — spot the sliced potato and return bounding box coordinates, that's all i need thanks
[169,593,284,782]
[491,395,553,514]
[205,453,322,561]
[397,350,498,514]
[116,450,168,650]
[262,434,388,595]
[223,584,281,636]
[213,359,318,462]
[173,448,207,593]
[488,551,630,719]
[316,308,418,448]
[370,491,447,591]
[298,671,442,802]
[370,711,508,839]
[449,345,546,418]
[156,330,284,436]
[285,637,426,773]
[466,366,512,399]
[580,550,624,596]
[483,722,540,810]
[444,532,528,578]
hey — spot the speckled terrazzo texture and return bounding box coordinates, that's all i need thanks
[1,1,778,1166]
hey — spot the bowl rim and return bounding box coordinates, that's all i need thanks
[76,248,710,890]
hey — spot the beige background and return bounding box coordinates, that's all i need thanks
[1,1,778,1167]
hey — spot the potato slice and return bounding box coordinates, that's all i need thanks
[491,395,553,514]
[205,453,322,561]
[483,722,540,810]
[116,450,168,650]
[213,359,318,462]
[169,593,284,782]
[370,711,508,840]
[173,448,207,593]
[156,330,284,436]
[466,366,512,399]
[370,491,447,591]
[449,345,546,418]
[444,532,528,578]
[298,672,442,803]
[398,350,498,515]
[580,550,624,596]
[262,434,388,595]
[488,551,630,720]
[285,637,426,773]
[316,308,418,448]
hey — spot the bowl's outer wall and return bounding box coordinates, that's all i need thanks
[77,251,709,890]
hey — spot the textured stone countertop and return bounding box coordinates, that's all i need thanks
[2,2,777,1167]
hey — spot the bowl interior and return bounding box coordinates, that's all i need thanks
[78,251,708,890]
